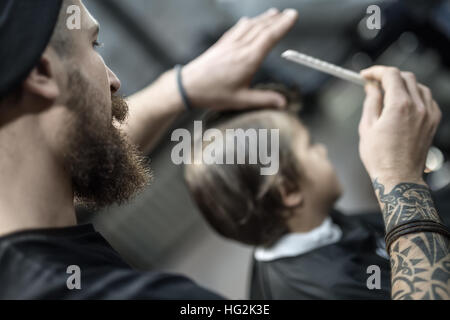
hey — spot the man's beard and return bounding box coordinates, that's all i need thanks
[64,70,152,210]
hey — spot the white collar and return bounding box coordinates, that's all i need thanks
[254,217,342,262]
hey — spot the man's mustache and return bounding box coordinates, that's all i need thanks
[111,95,129,123]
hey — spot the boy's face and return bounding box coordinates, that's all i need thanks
[292,120,343,208]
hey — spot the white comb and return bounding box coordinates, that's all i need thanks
[282,50,366,86]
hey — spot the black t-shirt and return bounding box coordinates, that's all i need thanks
[0,224,223,300]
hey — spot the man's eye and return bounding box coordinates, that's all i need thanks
[93,40,104,49]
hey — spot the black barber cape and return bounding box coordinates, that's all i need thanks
[250,211,392,300]
[0,224,223,299]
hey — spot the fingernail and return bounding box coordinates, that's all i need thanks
[267,8,279,15]
[277,97,287,108]
[283,8,298,17]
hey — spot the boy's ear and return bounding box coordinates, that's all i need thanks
[279,179,303,209]
[23,53,60,101]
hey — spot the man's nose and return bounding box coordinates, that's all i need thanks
[318,143,328,155]
[108,67,121,94]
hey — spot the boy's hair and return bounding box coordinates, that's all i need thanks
[184,86,304,247]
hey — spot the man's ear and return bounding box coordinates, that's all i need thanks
[279,179,303,209]
[23,53,60,101]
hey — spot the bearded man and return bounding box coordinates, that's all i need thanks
[0,0,298,299]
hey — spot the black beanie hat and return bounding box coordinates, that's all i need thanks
[0,0,63,97]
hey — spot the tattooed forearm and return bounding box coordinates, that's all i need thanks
[373,179,450,300]
[390,233,449,299]
[373,180,441,233]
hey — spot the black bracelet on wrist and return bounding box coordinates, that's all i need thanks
[384,220,450,255]
[175,64,193,111]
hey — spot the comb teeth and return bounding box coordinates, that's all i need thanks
[281,50,366,86]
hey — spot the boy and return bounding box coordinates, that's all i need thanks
[185,102,394,299]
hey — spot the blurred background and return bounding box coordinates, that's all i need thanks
[79,0,450,298]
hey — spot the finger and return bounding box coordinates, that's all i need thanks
[425,101,440,148]
[419,85,441,131]
[417,84,440,137]
[220,17,251,43]
[235,89,287,109]
[361,66,411,113]
[251,9,298,55]
[432,100,442,128]
[245,8,281,35]
[421,100,441,148]
[401,72,426,112]
[239,9,283,45]
[222,9,279,43]
[418,84,433,108]
[360,82,383,127]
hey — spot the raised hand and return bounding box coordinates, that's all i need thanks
[182,8,299,111]
[359,66,441,190]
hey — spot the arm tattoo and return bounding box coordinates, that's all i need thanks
[390,232,449,299]
[373,179,450,300]
[373,180,441,233]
